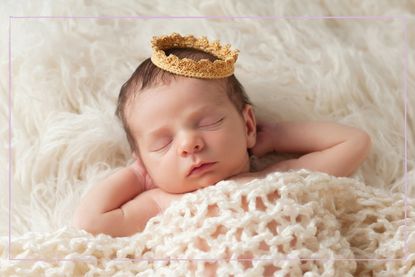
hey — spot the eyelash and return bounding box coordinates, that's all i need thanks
[150,117,225,152]
[152,138,172,152]
[199,117,224,128]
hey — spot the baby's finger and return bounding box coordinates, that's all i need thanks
[251,143,267,157]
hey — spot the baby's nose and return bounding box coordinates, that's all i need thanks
[178,131,204,156]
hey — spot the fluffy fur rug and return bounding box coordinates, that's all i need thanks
[0,0,414,276]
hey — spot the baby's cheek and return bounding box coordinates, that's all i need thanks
[208,131,233,151]
[224,134,248,161]
[150,156,184,193]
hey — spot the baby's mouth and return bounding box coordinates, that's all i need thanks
[187,162,217,177]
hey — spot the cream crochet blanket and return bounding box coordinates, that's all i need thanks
[1,170,414,276]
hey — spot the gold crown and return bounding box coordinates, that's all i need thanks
[150,33,239,79]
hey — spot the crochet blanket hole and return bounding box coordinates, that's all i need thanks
[264,263,280,275]
[238,251,253,270]
[241,195,248,212]
[207,204,219,217]
[195,237,209,252]
[211,224,227,238]
[255,196,266,211]
[267,190,280,203]
[267,220,278,235]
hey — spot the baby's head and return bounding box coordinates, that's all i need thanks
[116,47,256,193]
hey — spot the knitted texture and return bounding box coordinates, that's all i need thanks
[151,33,239,79]
[1,170,414,276]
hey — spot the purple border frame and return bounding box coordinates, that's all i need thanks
[8,15,409,265]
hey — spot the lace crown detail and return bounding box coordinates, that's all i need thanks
[150,32,239,79]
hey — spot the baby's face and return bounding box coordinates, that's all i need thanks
[127,77,256,193]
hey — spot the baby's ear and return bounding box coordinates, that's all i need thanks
[242,104,257,148]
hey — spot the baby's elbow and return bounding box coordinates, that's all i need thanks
[359,131,372,157]
[72,213,84,229]
[72,212,86,230]
[72,211,99,235]
[352,130,372,164]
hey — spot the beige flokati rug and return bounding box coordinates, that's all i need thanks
[1,170,414,276]
[1,0,415,276]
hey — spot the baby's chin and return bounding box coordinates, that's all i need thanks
[159,174,226,194]
[194,172,232,189]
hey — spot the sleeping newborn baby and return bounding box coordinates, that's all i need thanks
[72,33,371,237]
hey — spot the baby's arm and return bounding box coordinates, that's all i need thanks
[72,164,176,237]
[252,121,371,177]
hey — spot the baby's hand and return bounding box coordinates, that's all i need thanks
[251,121,277,157]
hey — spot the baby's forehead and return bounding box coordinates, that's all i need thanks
[126,77,231,126]
[161,76,227,92]
[132,77,228,104]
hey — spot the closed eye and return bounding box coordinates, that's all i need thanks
[199,117,224,128]
[150,138,172,152]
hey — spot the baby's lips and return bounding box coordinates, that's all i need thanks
[187,162,217,177]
